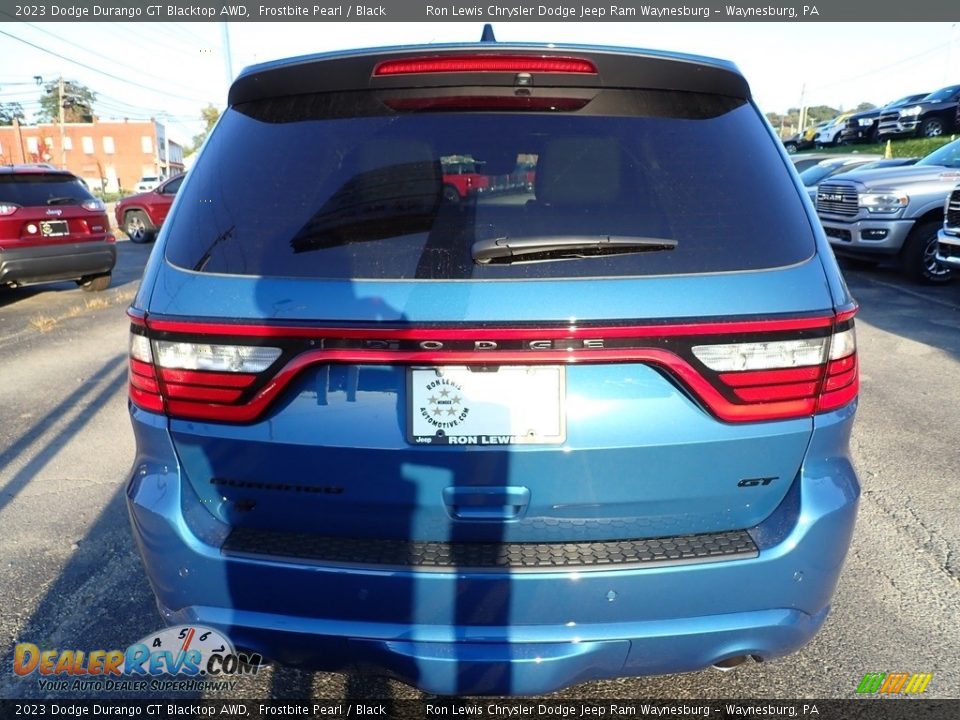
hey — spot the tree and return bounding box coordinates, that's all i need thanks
[0,102,25,126]
[854,102,877,112]
[188,104,221,153]
[38,80,96,123]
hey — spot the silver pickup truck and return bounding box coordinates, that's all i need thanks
[816,138,960,284]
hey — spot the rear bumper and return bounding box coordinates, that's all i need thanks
[0,240,116,286]
[127,406,860,695]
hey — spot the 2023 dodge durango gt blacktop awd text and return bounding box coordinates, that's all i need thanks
[125,43,861,696]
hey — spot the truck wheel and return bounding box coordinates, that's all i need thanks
[124,210,155,244]
[442,185,461,203]
[783,141,798,154]
[78,273,112,292]
[900,221,952,284]
[920,118,945,138]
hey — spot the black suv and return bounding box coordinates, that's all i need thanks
[839,93,928,145]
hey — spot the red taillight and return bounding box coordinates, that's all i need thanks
[127,309,858,424]
[373,55,598,76]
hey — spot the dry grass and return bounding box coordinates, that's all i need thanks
[29,315,57,333]
[25,285,140,336]
[83,297,111,311]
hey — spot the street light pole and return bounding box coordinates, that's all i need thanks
[58,75,66,169]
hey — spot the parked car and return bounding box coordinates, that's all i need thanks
[126,41,861,696]
[798,155,882,201]
[817,138,960,283]
[877,83,960,139]
[0,165,115,291]
[936,184,960,270]
[814,112,856,147]
[789,152,843,173]
[115,173,185,243]
[838,94,928,145]
[134,175,162,193]
[782,120,829,154]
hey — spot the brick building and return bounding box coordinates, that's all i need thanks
[0,119,184,194]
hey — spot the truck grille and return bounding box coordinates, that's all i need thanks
[877,110,903,135]
[817,182,859,216]
[946,187,960,231]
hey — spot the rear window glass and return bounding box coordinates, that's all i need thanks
[0,174,94,207]
[165,89,814,279]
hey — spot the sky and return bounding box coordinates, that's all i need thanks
[0,21,957,145]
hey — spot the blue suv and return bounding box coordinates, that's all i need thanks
[126,41,861,696]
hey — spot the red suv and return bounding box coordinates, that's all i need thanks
[115,173,185,243]
[0,165,116,291]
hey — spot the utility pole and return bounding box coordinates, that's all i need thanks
[797,83,807,135]
[13,117,26,163]
[221,23,234,85]
[948,24,958,85]
[58,75,66,169]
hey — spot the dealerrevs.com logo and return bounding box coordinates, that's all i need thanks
[855,672,933,695]
[12,625,262,692]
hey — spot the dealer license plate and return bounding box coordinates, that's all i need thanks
[40,220,69,237]
[408,366,565,446]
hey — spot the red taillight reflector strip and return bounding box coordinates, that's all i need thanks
[718,366,822,388]
[733,381,820,403]
[373,55,598,76]
[158,368,257,389]
[163,383,244,403]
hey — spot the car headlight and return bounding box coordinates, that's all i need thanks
[858,118,874,127]
[859,192,909,213]
[899,106,923,117]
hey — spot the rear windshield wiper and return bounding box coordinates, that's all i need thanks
[472,235,677,265]
[46,196,82,205]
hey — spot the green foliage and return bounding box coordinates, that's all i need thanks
[812,136,956,158]
[188,104,221,154]
[0,102,26,126]
[38,80,96,123]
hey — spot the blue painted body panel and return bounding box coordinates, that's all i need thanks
[127,404,858,695]
[170,362,813,542]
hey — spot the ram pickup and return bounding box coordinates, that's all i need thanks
[816,138,960,283]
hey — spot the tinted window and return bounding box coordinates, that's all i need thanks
[0,174,94,207]
[165,90,814,280]
[162,176,184,194]
[921,85,960,103]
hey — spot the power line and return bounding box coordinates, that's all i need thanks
[14,21,212,100]
[808,41,952,94]
[0,28,211,105]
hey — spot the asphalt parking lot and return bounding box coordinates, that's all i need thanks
[0,243,958,701]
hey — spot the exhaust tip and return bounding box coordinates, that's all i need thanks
[711,655,751,672]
